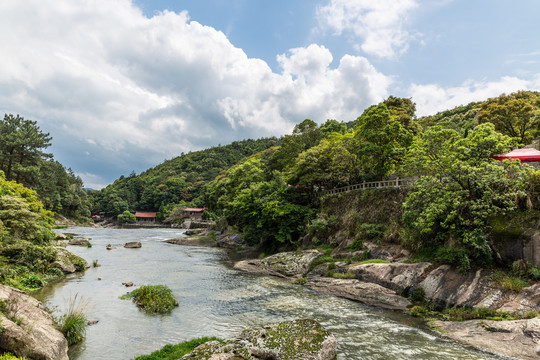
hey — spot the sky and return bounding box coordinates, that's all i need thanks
[1,0,540,189]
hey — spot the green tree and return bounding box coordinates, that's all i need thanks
[383,96,420,134]
[354,104,413,179]
[117,210,136,223]
[477,91,540,143]
[0,114,52,186]
[402,123,528,269]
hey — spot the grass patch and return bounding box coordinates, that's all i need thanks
[325,271,356,279]
[291,277,307,285]
[488,271,530,292]
[352,259,390,266]
[55,294,88,345]
[121,285,179,314]
[410,305,519,322]
[134,337,222,360]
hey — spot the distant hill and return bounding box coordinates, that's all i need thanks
[90,137,280,219]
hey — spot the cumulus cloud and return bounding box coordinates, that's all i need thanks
[410,75,540,116]
[316,0,418,58]
[0,0,390,186]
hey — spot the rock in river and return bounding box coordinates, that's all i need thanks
[124,241,142,248]
[182,318,336,360]
[0,284,68,360]
[234,250,322,278]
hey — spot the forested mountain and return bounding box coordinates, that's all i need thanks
[90,137,280,220]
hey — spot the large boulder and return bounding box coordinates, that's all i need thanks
[50,247,87,273]
[0,284,68,360]
[182,319,336,360]
[234,250,322,279]
[68,238,91,246]
[348,262,432,293]
[434,317,540,360]
[306,278,411,311]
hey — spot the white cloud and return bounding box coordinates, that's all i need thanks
[0,1,390,183]
[410,75,540,116]
[316,0,418,58]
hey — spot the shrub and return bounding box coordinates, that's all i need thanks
[55,294,88,345]
[121,285,178,314]
[20,274,44,290]
[71,257,87,272]
[135,337,222,360]
[117,210,136,224]
[0,353,27,360]
[409,287,426,303]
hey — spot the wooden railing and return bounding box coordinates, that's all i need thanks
[320,177,416,196]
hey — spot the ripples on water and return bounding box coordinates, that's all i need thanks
[34,227,500,360]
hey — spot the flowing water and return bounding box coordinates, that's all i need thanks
[34,227,502,360]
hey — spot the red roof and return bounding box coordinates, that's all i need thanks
[135,212,157,218]
[182,207,207,212]
[493,148,540,162]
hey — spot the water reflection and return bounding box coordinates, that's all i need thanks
[34,227,498,360]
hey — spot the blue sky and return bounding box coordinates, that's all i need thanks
[1,0,539,188]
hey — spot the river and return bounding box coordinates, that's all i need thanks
[34,227,501,360]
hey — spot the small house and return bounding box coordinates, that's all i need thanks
[135,211,157,223]
[181,207,207,221]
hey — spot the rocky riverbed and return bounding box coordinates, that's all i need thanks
[230,248,540,359]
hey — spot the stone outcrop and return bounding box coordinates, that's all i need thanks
[68,238,91,246]
[182,319,336,360]
[124,242,142,248]
[0,284,68,360]
[234,250,322,279]
[348,262,432,293]
[435,317,540,360]
[307,278,411,311]
[50,247,87,273]
[164,237,217,247]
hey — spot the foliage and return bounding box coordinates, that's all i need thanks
[477,90,540,143]
[354,103,413,179]
[0,114,90,221]
[0,114,52,186]
[402,123,529,269]
[418,101,481,135]
[0,353,27,360]
[117,210,136,223]
[121,285,179,314]
[134,337,222,360]
[55,294,88,346]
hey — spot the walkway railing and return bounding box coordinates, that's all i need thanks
[320,177,416,196]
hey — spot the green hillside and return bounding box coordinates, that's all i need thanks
[90,137,280,220]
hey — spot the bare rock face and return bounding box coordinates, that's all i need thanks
[306,277,411,311]
[434,317,540,360]
[182,319,337,360]
[124,241,142,248]
[234,250,322,279]
[348,262,432,293]
[419,265,509,309]
[0,284,68,360]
